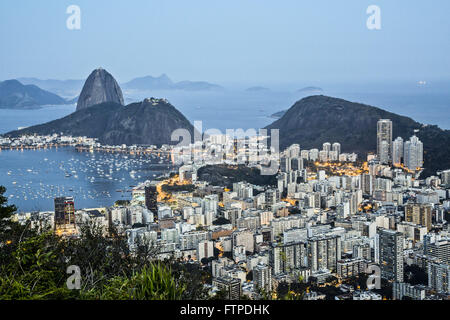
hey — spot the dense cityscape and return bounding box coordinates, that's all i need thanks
[5,117,450,301]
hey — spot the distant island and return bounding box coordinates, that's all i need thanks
[297,86,324,94]
[17,77,84,97]
[0,80,69,109]
[13,74,223,102]
[270,110,287,119]
[122,74,223,91]
[245,86,271,93]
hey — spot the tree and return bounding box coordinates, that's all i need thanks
[404,264,427,286]
[0,189,211,300]
[0,232,75,299]
[213,217,231,226]
[276,281,308,300]
[0,186,17,243]
[346,273,369,290]
[0,186,36,267]
[325,275,338,284]
[0,186,15,219]
[373,278,393,300]
[81,262,186,300]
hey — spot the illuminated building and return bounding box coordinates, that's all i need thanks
[197,240,214,261]
[271,241,308,275]
[377,119,393,164]
[405,203,432,231]
[253,263,272,293]
[378,229,404,282]
[308,235,341,273]
[428,262,450,294]
[332,142,341,157]
[393,282,426,300]
[424,236,450,264]
[322,142,331,154]
[212,277,242,300]
[144,181,158,213]
[337,258,366,279]
[54,196,76,231]
[438,169,450,185]
[232,229,254,254]
[392,137,404,165]
[404,135,423,170]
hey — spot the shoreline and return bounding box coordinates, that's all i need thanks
[0,142,173,157]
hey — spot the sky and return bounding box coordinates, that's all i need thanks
[1,0,450,85]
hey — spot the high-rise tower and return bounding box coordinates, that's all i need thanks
[54,196,76,231]
[378,229,404,282]
[377,119,393,164]
[404,135,423,170]
[392,137,404,166]
[144,182,158,213]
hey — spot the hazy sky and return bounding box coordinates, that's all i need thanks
[1,0,449,84]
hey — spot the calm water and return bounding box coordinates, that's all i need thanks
[0,147,171,212]
[0,104,76,133]
[0,88,449,134]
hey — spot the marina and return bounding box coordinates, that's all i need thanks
[0,146,175,212]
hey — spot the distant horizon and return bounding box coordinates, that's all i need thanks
[3,72,450,94]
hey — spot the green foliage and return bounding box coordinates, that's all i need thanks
[114,200,130,206]
[197,164,277,188]
[0,186,16,222]
[81,262,186,300]
[212,217,231,226]
[0,186,38,269]
[0,232,75,300]
[404,264,428,286]
[133,263,186,299]
[314,284,341,300]
[0,186,18,247]
[276,281,307,300]
[210,288,227,300]
[373,278,393,300]
[0,187,210,300]
[346,273,369,290]
[0,225,207,300]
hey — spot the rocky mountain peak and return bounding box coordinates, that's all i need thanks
[76,68,124,111]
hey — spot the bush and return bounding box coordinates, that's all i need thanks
[81,262,186,300]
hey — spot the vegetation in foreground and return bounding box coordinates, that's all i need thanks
[0,186,209,300]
